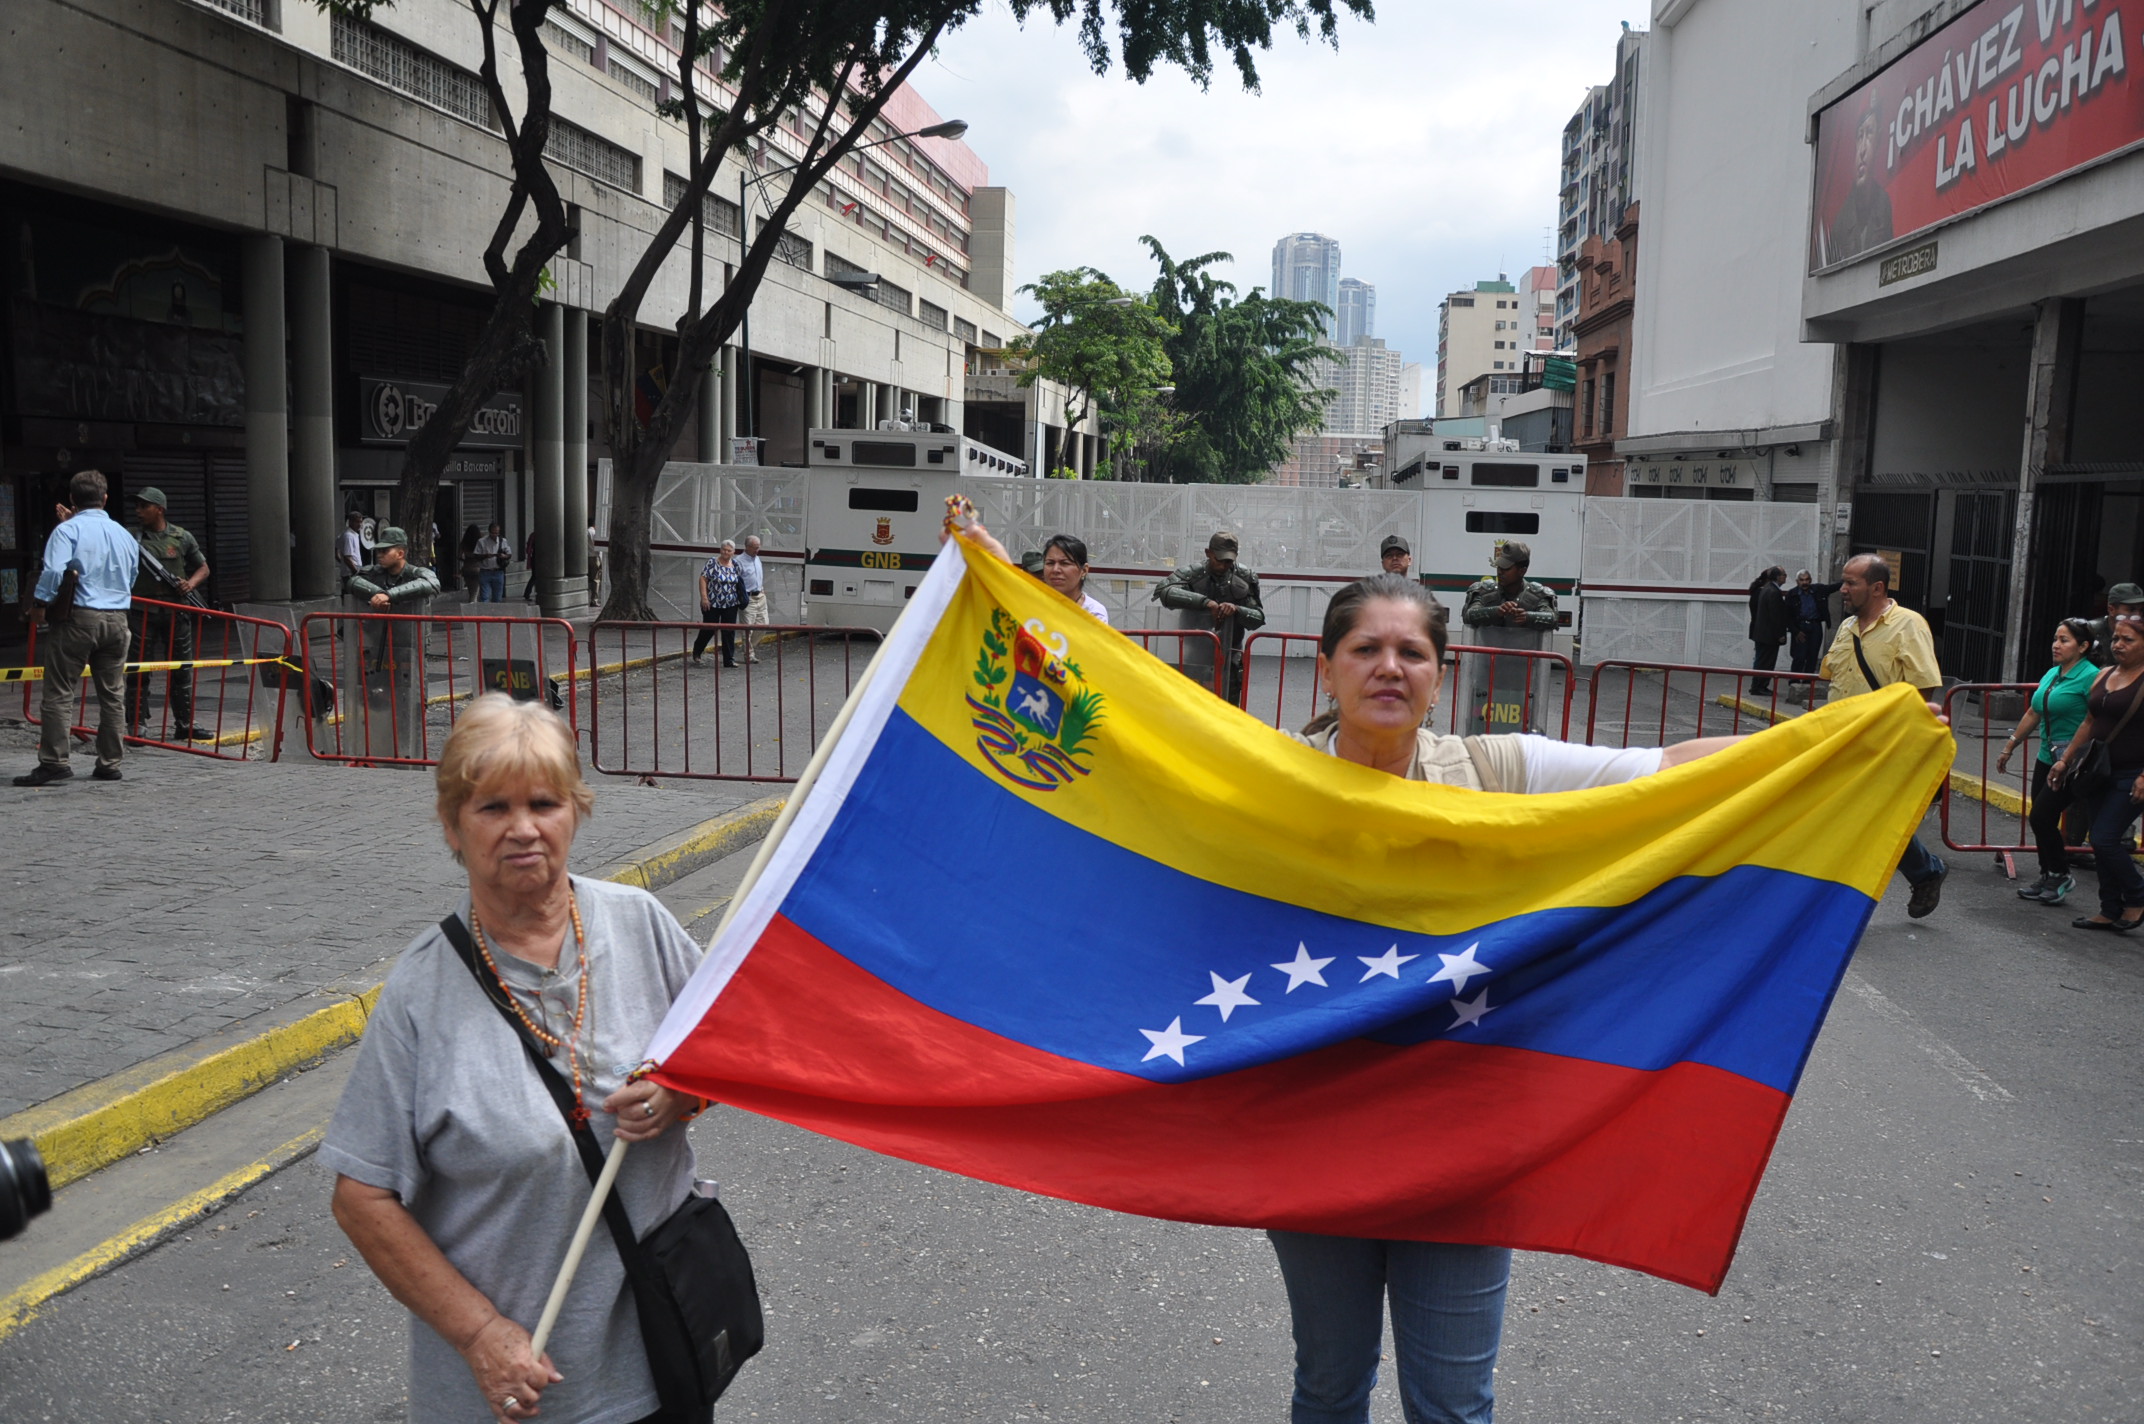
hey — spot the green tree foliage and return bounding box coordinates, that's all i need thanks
[1005,269,1174,480]
[1142,237,1334,484]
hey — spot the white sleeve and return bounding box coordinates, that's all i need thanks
[1513,734,1664,794]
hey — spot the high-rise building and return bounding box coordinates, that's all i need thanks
[1435,277,1525,418]
[1556,24,1647,350]
[1327,338,1405,434]
[1271,232,1343,338]
[1336,278,1376,346]
[1519,265,1558,352]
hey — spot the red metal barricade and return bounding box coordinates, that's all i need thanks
[1239,631,1575,739]
[1582,660,1824,749]
[22,598,294,760]
[1939,682,2083,857]
[1115,628,1226,695]
[585,622,881,782]
[297,611,580,767]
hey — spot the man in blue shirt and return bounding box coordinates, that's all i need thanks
[19,470,139,786]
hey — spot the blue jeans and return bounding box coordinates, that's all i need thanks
[1268,1232,1510,1424]
[1897,833,1945,886]
[2087,769,2144,919]
[478,570,506,602]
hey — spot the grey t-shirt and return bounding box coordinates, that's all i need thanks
[321,876,703,1424]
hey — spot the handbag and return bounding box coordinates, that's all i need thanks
[437,913,764,1416]
[2067,670,2144,802]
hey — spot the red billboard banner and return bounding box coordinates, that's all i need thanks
[1810,0,2144,271]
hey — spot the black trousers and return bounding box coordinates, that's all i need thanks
[2029,759,2080,878]
[127,605,195,731]
[693,604,742,664]
[1789,623,1825,676]
[1750,640,1782,693]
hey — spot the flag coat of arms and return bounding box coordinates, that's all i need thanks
[646,533,1952,1292]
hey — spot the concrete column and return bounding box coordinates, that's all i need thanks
[287,245,337,599]
[806,365,827,431]
[532,301,567,614]
[697,361,720,462]
[719,349,738,460]
[861,383,878,429]
[1825,343,1879,582]
[242,234,291,601]
[562,309,589,594]
[2001,297,2085,683]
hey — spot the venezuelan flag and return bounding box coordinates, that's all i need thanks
[645,533,1952,1292]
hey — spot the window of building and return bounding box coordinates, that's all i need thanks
[954,316,978,343]
[773,231,813,271]
[873,277,912,317]
[540,20,594,65]
[332,13,496,130]
[608,58,659,105]
[662,173,743,238]
[546,118,641,192]
[1492,360,1506,370]
[826,251,870,282]
[1601,371,1616,436]
[916,298,949,331]
[1581,378,1596,437]
[1450,296,1474,308]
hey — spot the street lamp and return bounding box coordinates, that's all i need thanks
[735,118,971,444]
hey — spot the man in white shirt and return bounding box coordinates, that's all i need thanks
[337,510,367,578]
[736,534,769,663]
[474,523,513,603]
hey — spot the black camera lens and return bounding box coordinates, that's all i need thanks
[0,1137,53,1241]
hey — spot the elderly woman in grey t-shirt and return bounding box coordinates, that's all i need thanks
[322,695,708,1424]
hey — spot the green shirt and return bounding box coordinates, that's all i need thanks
[2032,659,2099,764]
[1460,577,1559,629]
[132,522,206,597]
[345,561,441,604]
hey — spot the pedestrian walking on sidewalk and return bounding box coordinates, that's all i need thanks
[16,469,137,787]
[2048,616,2144,933]
[1785,570,1840,702]
[322,696,709,1424]
[1746,566,1788,695]
[1998,617,2097,905]
[126,485,212,742]
[1819,552,1950,917]
[693,541,745,668]
[476,523,513,603]
[736,534,768,662]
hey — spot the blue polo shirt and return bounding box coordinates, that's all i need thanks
[34,508,140,610]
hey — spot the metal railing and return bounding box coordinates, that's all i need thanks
[1115,627,1226,696]
[1238,631,1576,740]
[24,598,295,761]
[584,622,881,782]
[1938,682,2084,857]
[297,611,580,767]
[1583,660,1825,749]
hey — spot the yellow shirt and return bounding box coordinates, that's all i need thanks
[1821,600,1942,702]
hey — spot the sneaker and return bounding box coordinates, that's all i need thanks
[12,764,74,787]
[2019,872,2060,901]
[2040,873,2075,905]
[1907,863,1947,918]
[92,765,122,781]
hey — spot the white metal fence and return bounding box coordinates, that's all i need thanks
[1577,499,1818,667]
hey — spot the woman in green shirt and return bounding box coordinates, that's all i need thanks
[1997,617,2098,903]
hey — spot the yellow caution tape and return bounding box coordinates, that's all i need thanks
[0,656,305,683]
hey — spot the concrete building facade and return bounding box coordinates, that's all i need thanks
[0,0,1062,638]
[1625,0,2144,682]
[1573,203,1641,495]
[1557,24,1648,350]
[1435,277,1528,416]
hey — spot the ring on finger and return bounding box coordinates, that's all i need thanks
[504,1398,520,1412]
[643,1101,657,1118]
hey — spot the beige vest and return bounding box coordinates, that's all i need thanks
[1292,727,1528,793]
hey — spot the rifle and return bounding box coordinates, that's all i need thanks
[137,547,210,610]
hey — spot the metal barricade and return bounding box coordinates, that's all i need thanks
[1115,628,1225,696]
[297,611,580,767]
[22,598,294,761]
[1583,660,1824,749]
[1939,682,2080,858]
[585,622,881,782]
[1238,631,1575,739]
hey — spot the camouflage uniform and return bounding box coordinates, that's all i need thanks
[345,560,442,605]
[128,509,209,736]
[1154,558,1265,701]
[1460,576,1559,631]
[346,543,440,677]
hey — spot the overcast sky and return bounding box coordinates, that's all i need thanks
[917,1,1646,412]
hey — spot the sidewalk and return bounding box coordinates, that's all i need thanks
[0,723,768,1125]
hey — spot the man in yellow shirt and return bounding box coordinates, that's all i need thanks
[1821,552,1948,917]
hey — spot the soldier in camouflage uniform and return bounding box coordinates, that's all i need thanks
[346,525,441,674]
[1154,531,1265,702]
[128,486,212,740]
[1460,541,1559,632]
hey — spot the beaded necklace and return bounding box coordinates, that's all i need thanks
[473,890,595,1124]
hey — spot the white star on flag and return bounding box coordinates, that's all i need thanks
[1358,945,1420,981]
[1271,943,1335,992]
[1428,943,1491,995]
[1448,990,1495,1029]
[1195,971,1260,1022]
[1140,1017,1205,1065]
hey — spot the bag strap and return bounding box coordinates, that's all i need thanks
[1850,630,1883,690]
[2095,668,2144,748]
[436,913,693,1410]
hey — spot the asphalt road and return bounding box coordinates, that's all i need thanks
[0,823,2136,1423]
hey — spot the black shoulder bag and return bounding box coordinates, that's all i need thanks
[437,914,764,1417]
[1850,630,1884,690]
[2066,670,2144,802]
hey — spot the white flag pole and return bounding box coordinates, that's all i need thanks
[526,548,940,1358]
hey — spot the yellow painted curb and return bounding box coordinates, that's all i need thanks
[565,648,690,684]
[0,991,379,1193]
[593,793,786,889]
[0,1125,322,1342]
